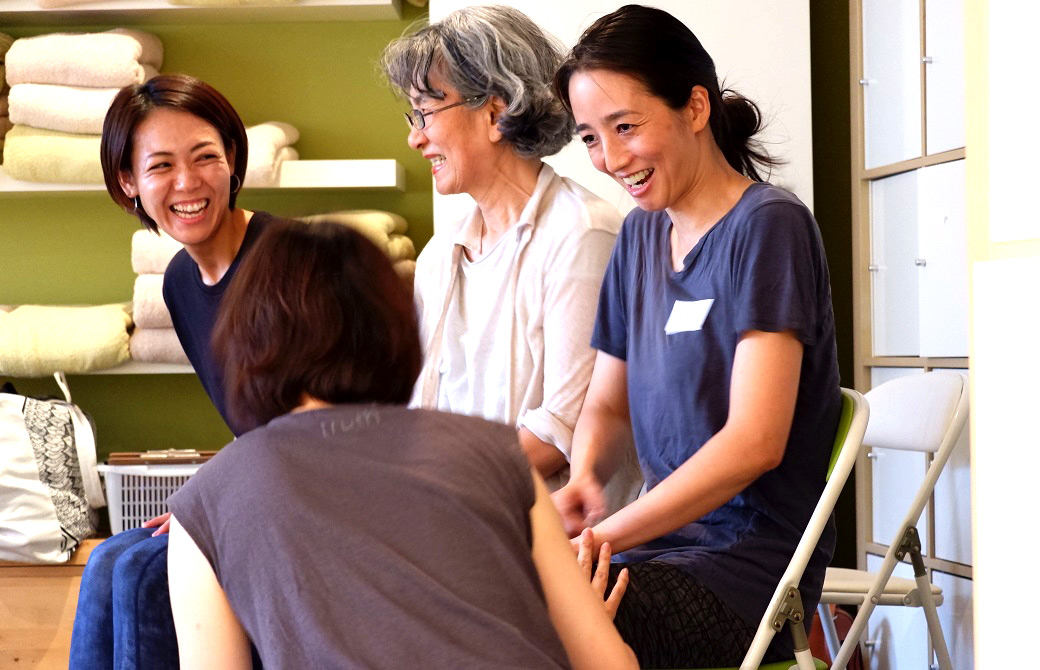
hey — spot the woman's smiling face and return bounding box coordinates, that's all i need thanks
[568,69,703,212]
[120,107,236,249]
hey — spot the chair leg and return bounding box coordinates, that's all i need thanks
[830,596,877,670]
[817,603,841,660]
[908,550,953,670]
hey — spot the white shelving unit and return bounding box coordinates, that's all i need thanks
[0,159,405,194]
[0,0,402,25]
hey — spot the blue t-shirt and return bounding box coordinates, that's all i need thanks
[162,211,274,436]
[592,182,841,632]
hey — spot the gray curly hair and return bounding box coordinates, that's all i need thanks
[380,5,573,159]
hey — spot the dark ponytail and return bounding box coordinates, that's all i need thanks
[554,4,780,181]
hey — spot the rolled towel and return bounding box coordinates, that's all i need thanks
[5,29,163,88]
[0,304,131,377]
[2,125,103,183]
[131,229,184,275]
[301,210,408,254]
[387,234,416,262]
[244,122,300,187]
[129,328,190,366]
[132,274,172,329]
[9,84,121,135]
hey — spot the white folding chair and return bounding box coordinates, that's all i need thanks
[819,371,968,670]
[681,387,869,670]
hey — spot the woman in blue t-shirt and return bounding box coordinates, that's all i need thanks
[550,5,842,667]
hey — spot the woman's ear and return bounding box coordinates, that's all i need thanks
[486,95,507,143]
[686,85,711,133]
[118,170,137,200]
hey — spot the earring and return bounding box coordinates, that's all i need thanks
[133,195,143,213]
[230,174,242,195]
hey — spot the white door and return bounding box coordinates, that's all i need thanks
[932,570,974,669]
[924,0,966,155]
[870,172,920,356]
[862,0,922,169]
[865,554,930,670]
[917,160,969,357]
[932,371,971,565]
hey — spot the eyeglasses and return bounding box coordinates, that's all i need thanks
[403,96,485,130]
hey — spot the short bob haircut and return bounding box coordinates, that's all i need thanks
[380,5,572,159]
[554,4,778,182]
[100,73,248,233]
[212,217,422,431]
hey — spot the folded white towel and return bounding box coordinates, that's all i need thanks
[244,122,300,187]
[129,328,190,365]
[6,29,163,88]
[387,234,416,262]
[9,84,120,135]
[132,274,172,329]
[131,229,184,275]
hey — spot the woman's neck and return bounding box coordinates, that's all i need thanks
[468,156,542,256]
[185,208,253,285]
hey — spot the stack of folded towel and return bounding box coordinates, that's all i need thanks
[244,122,299,187]
[0,304,132,376]
[302,210,417,283]
[0,33,13,163]
[2,29,162,183]
[129,230,191,365]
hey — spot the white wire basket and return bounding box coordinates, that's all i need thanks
[97,464,202,534]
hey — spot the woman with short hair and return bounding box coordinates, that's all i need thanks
[167,218,637,669]
[380,5,641,509]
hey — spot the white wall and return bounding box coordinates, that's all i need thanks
[428,0,814,230]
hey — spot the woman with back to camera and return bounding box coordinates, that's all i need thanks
[551,5,842,667]
[380,5,642,511]
[166,217,637,670]
[70,74,277,668]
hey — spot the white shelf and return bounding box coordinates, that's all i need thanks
[0,159,404,194]
[0,0,402,25]
[83,361,195,375]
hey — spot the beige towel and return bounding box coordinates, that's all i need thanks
[301,210,408,254]
[9,83,120,135]
[5,29,163,88]
[132,274,172,329]
[2,125,103,184]
[244,122,299,187]
[387,234,416,262]
[131,229,184,274]
[393,259,416,283]
[129,328,189,365]
[0,304,131,377]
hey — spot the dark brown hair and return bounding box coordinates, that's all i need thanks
[212,217,422,430]
[100,73,248,232]
[553,4,779,182]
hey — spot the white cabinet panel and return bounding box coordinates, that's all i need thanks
[917,160,968,357]
[862,0,922,169]
[870,172,920,356]
[865,554,930,670]
[933,371,971,565]
[924,0,966,154]
[933,570,974,670]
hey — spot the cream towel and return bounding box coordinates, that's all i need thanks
[387,234,416,262]
[244,122,299,187]
[132,274,172,329]
[129,328,189,365]
[2,125,103,183]
[301,210,408,254]
[0,304,131,377]
[5,29,163,88]
[9,84,120,135]
[131,229,184,275]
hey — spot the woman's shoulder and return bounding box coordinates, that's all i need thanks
[734,183,814,223]
[540,171,623,237]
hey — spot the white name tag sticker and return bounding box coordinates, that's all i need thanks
[664,299,714,335]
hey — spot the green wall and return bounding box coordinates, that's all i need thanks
[1,5,432,456]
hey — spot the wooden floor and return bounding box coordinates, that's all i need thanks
[0,541,101,670]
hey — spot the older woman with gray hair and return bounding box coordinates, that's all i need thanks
[381,5,641,509]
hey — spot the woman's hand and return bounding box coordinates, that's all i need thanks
[552,477,606,538]
[576,528,628,619]
[143,511,172,536]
